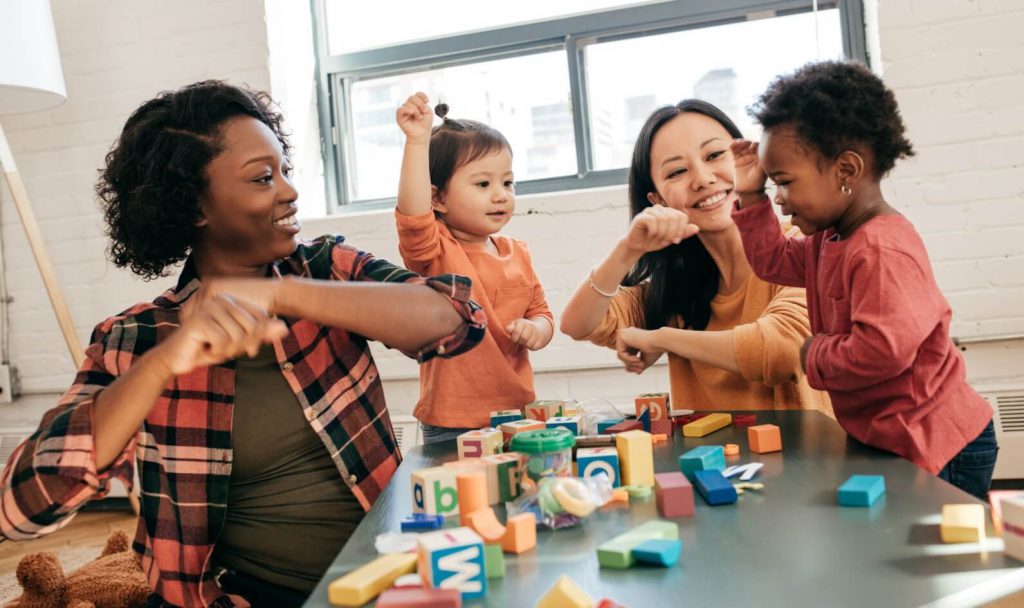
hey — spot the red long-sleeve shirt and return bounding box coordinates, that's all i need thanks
[733,199,992,474]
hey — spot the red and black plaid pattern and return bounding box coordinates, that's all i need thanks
[1,235,485,607]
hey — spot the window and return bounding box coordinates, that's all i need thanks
[313,0,866,211]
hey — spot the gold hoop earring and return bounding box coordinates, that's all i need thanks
[841,183,853,196]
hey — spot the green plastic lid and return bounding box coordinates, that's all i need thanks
[510,428,576,453]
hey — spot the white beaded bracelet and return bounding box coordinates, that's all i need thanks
[588,266,620,298]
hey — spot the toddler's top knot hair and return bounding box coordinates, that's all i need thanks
[434,102,450,120]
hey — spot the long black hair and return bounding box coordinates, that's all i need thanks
[622,99,743,331]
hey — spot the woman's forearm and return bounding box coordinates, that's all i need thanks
[652,327,740,373]
[276,278,464,352]
[561,240,640,339]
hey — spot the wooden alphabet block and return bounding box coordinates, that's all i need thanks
[411,466,459,516]
[418,527,487,600]
[635,392,669,420]
[457,428,503,460]
[577,446,621,488]
[547,415,581,435]
[490,409,523,427]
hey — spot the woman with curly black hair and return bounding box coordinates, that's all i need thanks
[0,80,486,607]
[731,60,996,499]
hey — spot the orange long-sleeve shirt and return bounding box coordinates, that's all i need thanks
[396,210,553,427]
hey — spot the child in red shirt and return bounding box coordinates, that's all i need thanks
[730,61,996,499]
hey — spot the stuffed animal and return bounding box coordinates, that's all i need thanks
[5,530,150,608]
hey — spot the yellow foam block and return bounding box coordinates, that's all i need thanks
[940,504,986,543]
[536,575,594,608]
[616,430,654,487]
[682,413,732,437]
[328,552,418,606]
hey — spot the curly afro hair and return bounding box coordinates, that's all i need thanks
[750,60,914,177]
[96,80,290,280]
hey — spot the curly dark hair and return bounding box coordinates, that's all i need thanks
[96,80,290,280]
[750,60,914,177]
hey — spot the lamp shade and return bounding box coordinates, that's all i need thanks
[0,0,67,114]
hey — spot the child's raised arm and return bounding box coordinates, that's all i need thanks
[396,92,435,217]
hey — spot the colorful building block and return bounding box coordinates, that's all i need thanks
[837,475,885,507]
[490,409,523,427]
[537,575,595,608]
[501,512,537,554]
[650,418,673,437]
[597,520,678,569]
[457,427,503,460]
[615,430,654,487]
[376,587,461,607]
[678,445,726,481]
[605,419,643,435]
[654,472,694,518]
[577,446,621,488]
[682,412,732,437]
[481,452,525,503]
[596,418,624,434]
[418,527,487,600]
[411,466,460,516]
[692,469,738,505]
[547,415,582,435]
[328,552,418,606]
[632,538,682,567]
[1001,495,1024,562]
[499,418,545,442]
[635,392,670,420]
[524,400,564,422]
[401,513,445,532]
[561,402,581,417]
[940,504,986,543]
[638,407,652,432]
[748,424,782,453]
[484,543,505,578]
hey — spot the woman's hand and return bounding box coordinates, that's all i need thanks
[615,327,665,374]
[622,206,699,256]
[156,294,287,376]
[730,139,768,206]
[396,92,434,144]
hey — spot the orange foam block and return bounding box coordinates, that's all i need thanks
[466,508,506,543]
[501,512,537,554]
[456,472,490,526]
[748,424,782,453]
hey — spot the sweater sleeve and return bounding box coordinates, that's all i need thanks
[805,246,944,391]
[731,198,811,288]
[733,283,813,386]
[582,284,649,349]
[394,209,443,274]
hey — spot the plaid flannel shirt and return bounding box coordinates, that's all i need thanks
[0,235,485,607]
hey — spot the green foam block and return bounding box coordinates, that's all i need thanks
[597,520,678,569]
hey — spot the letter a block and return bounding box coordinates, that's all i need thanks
[411,466,460,516]
[577,447,621,488]
[458,428,503,460]
[418,527,487,600]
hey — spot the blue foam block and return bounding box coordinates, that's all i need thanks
[837,475,885,507]
[401,513,445,531]
[632,538,682,567]
[693,469,737,505]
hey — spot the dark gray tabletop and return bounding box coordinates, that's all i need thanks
[306,411,1024,608]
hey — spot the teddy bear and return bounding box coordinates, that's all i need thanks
[5,530,150,608]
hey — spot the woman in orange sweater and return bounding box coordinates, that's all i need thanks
[561,100,829,413]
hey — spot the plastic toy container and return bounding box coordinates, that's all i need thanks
[510,427,576,482]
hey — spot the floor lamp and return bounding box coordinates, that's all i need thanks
[0,1,140,515]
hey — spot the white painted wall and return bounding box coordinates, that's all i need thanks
[1,1,1021,442]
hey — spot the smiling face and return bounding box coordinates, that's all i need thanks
[197,116,300,266]
[646,112,738,234]
[432,147,515,243]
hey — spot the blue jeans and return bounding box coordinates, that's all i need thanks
[938,420,998,501]
[420,423,476,445]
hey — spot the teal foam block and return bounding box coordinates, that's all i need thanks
[632,538,682,567]
[679,445,726,481]
[838,475,885,507]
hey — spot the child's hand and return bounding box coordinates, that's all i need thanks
[615,327,664,374]
[623,206,699,256]
[506,318,548,351]
[396,92,433,143]
[730,139,768,204]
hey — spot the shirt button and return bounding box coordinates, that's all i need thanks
[348,474,358,484]
[282,362,294,372]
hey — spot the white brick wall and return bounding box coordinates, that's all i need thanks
[0,0,1021,424]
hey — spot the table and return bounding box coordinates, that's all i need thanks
[306,411,1024,608]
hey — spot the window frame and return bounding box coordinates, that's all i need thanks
[311,0,867,213]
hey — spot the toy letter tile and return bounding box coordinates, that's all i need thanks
[411,467,460,516]
[577,447,621,488]
[457,428,503,460]
[837,475,885,507]
[654,472,694,518]
[748,424,782,453]
[940,504,986,543]
[417,527,487,600]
